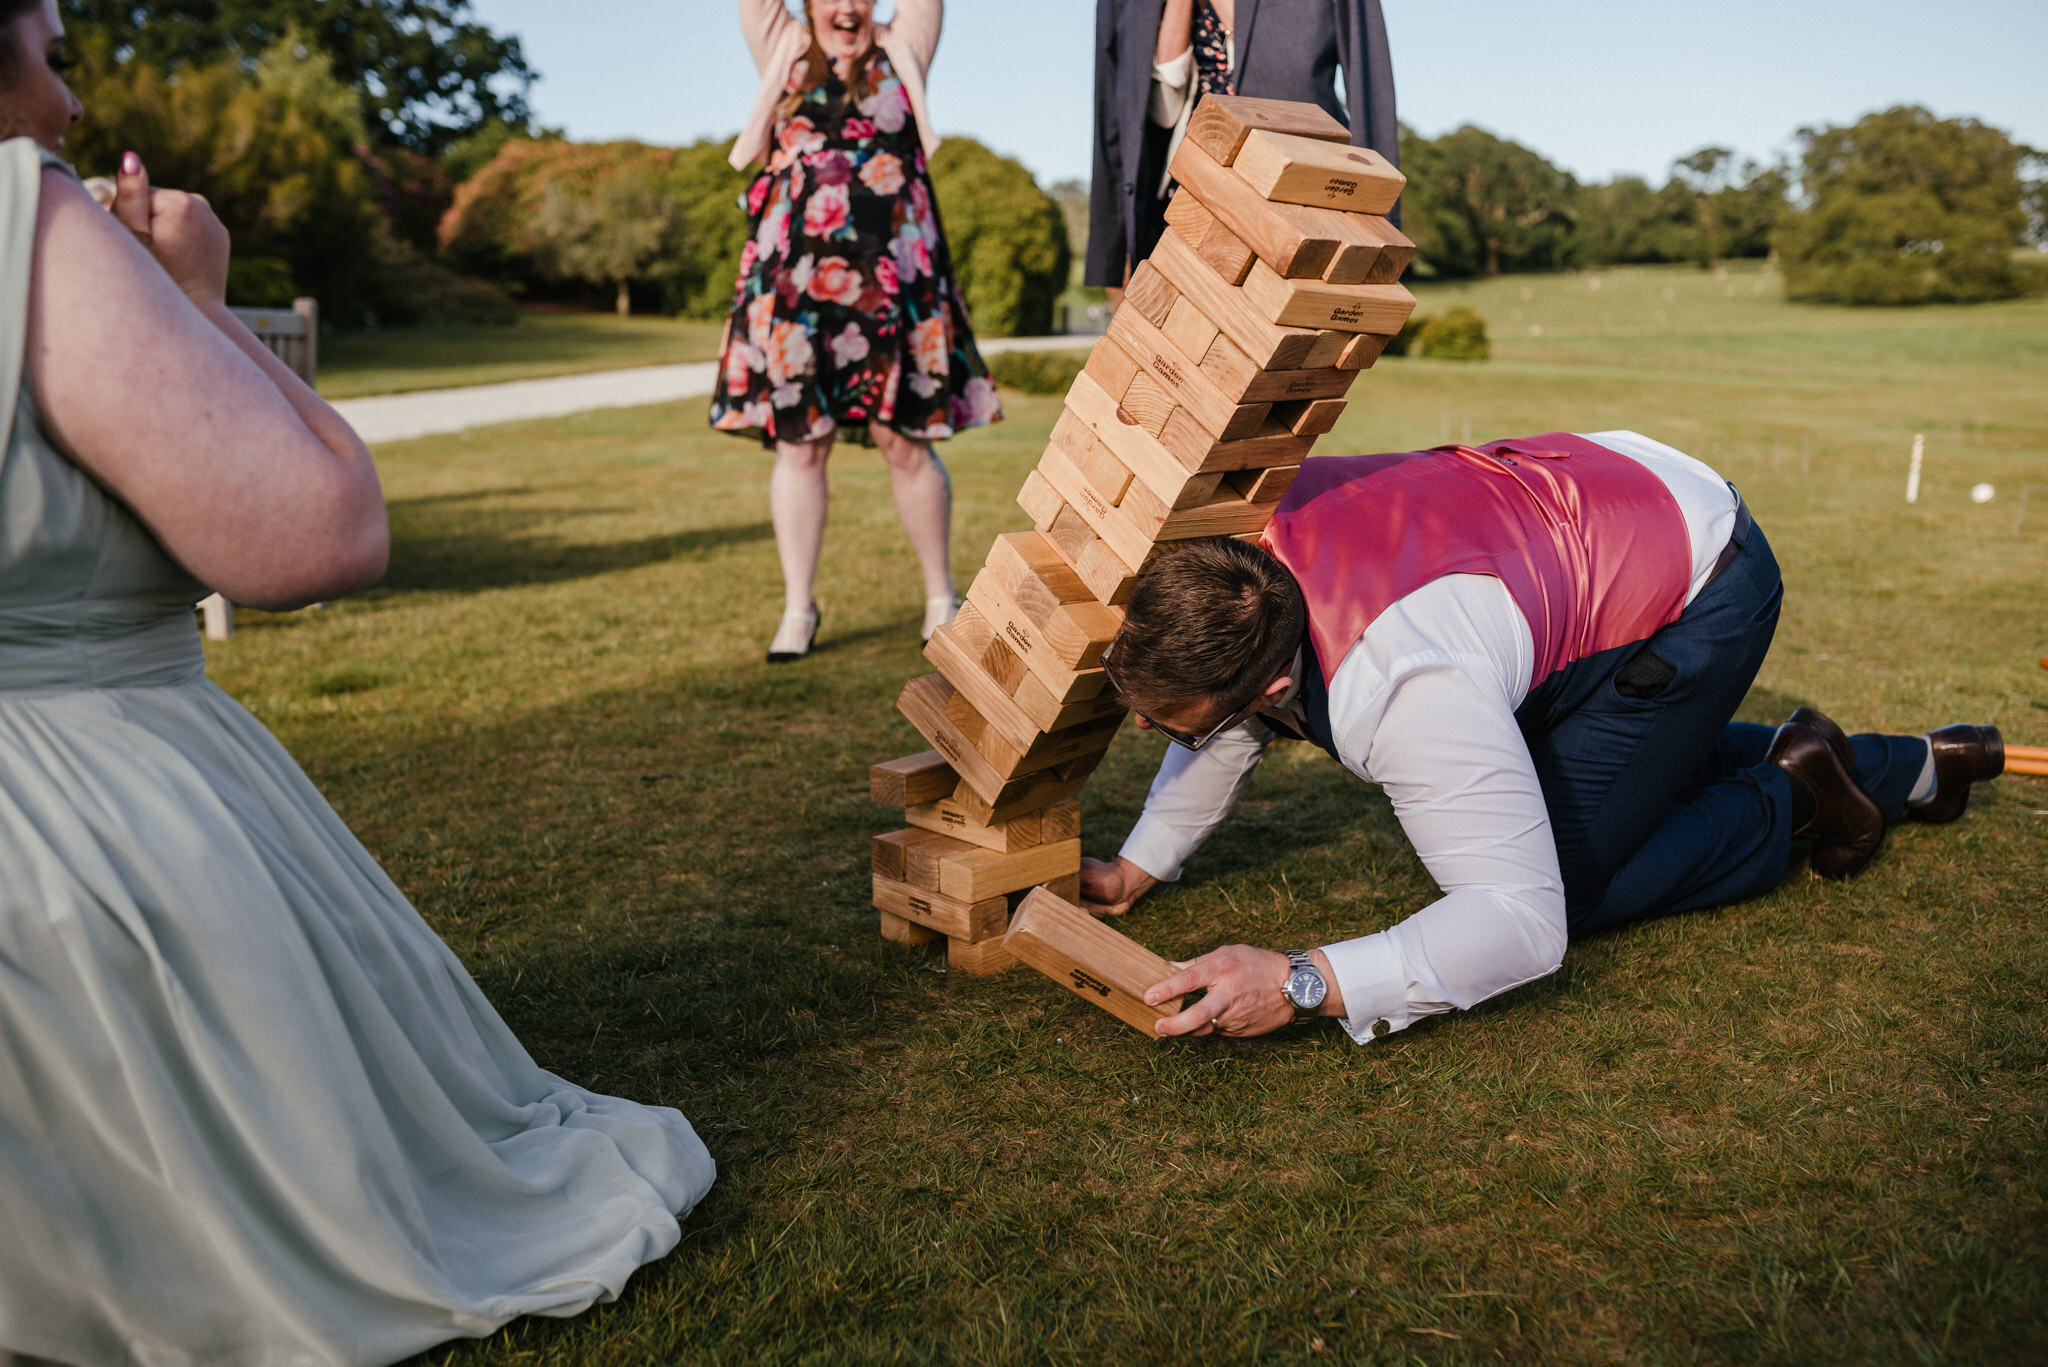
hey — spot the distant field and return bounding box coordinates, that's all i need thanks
[217,262,2046,1365]
[318,312,728,399]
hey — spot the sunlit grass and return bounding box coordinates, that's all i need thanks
[318,312,728,399]
[211,264,2046,1363]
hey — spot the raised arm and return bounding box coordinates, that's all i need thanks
[27,166,387,610]
[738,0,803,72]
[886,0,944,71]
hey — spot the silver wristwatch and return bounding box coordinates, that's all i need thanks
[1281,950,1326,1023]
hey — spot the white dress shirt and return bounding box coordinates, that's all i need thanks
[1118,432,1740,1044]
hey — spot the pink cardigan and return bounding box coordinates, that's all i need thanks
[730,0,944,171]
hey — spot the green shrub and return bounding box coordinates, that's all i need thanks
[928,138,1071,337]
[1416,307,1490,360]
[987,349,1088,395]
[1381,313,1429,357]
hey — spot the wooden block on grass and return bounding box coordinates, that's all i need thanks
[1003,887,1186,1036]
[872,749,959,808]
[1186,93,1350,166]
[879,909,942,946]
[947,934,1017,976]
[874,874,1009,942]
[1230,129,1405,215]
[1240,258,1416,332]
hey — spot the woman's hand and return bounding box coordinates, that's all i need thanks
[1079,855,1158,916]
[110,151,230,306]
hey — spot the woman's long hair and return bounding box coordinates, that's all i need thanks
[775,1,881,123]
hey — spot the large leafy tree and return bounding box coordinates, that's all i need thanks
[1777,106,2032,305]
[1399,125,1575,277]
[65,0,533,154]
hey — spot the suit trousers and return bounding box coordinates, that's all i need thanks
[1509,512,1912,938]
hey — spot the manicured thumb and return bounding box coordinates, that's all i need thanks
[113,150,152,239]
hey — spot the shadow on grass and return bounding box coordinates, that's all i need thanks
[372,512,774,594]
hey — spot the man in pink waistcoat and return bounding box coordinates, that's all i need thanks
[1079,430,2004,1044]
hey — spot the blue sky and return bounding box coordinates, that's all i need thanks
[466,2,2047,187]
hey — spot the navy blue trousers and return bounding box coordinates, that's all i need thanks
[1515,515,1925,938]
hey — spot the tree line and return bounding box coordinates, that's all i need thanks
[52,2,2046,328]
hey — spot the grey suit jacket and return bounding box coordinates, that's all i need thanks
[1086,0,1398,287]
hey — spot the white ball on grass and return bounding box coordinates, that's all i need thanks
[1970,483,1996,504]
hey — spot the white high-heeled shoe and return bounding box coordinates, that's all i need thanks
[766,606,820,663]
[921,595,960,643]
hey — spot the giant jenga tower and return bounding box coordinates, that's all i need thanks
[869,97,1416,974]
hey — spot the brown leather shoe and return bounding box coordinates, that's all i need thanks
[1788,706,1857,771]
[1906,724,2004,824]
[1768,721,1884,879]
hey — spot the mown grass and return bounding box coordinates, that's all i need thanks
[211,262,2047,1364]
[317,312,728,399]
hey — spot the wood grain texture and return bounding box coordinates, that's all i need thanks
[1003,887,1186,1036]
[1240,259,1417,332]
[1230,129,1405,214]
[1148,229,1320,371]
[1185,93,1349,166]
[870,749,960,808]
[873,872,1011,941]
[1168,140,1339,279]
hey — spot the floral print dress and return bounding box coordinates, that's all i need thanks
[711,53,1000,447]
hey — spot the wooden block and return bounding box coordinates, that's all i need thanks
[874,873,1009,942]
[963,575,1109,705]
[1280,398,1347,437]
[1161,416,1319,476]
[1343,213,1416,285]
[1186,93,1350,166]
[981,533,1125,667]
[1121,262,1177,328]
[1321,212,1403,286]
[1161,294,1220,363]
[1165,194,1254,285]
[1240,259,1417,333]
[1012,667,1126,732]
[1231,129,1405,215]
[947,934,1017,976]
[1041,503,1098,570]
[1101,322,1272,443]
[879,909,942,946]
[924,615,1062,753]
[906,795,1045,852]
[1170,141,1339,278]
[1302,330,1351,371]
[1066,371,1227,505]
[871,828,913,882]
[911,835,1083,904]
[1032,437,1163,572]
[1337,330,1392,370]
[897,673,1015,804]
[943,601,1027,694]
[1084,334,1142,401]
[1052,416,1137,509]
[1148,229,1320,371]
[1041,799,1082,844]
[1111,296,1350,408]
[971,708,1124,785]
[1075,534,1142,607]
[1018,468,1064,528]
[1150,483,1281,541]
[871,750,960,808]
[1003,887,1186,1036]
[1225,464,1299,504]
[949,765,1092,826]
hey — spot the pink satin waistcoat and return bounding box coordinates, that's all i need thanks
[1258,433,1694,689]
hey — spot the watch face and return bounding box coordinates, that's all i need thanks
[1286,967,1326,1011]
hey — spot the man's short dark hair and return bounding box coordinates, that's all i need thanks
[1109,537,1307,717]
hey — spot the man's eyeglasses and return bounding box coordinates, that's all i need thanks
[1100,637,1258,754]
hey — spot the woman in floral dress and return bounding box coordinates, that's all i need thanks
[717,0,999,661]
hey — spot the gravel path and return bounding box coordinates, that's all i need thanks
[330,334,1096,444]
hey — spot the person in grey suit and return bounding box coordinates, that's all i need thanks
[1086,0,1398,289]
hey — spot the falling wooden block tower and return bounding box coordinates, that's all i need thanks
[869,95,1416,977]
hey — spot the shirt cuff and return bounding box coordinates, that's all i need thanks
[1119,812,1195,883]
[1320,932,1416,1045]
[1152,47,1194,89]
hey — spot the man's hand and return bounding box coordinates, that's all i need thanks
[1079,855,1157,916]
[108,152,231,306]
[1145,945,1296,1038]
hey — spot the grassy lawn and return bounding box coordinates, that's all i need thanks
[317,312,729,399]
[213,262,2046,1364]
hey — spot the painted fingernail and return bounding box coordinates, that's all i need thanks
[121,151,141,175]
